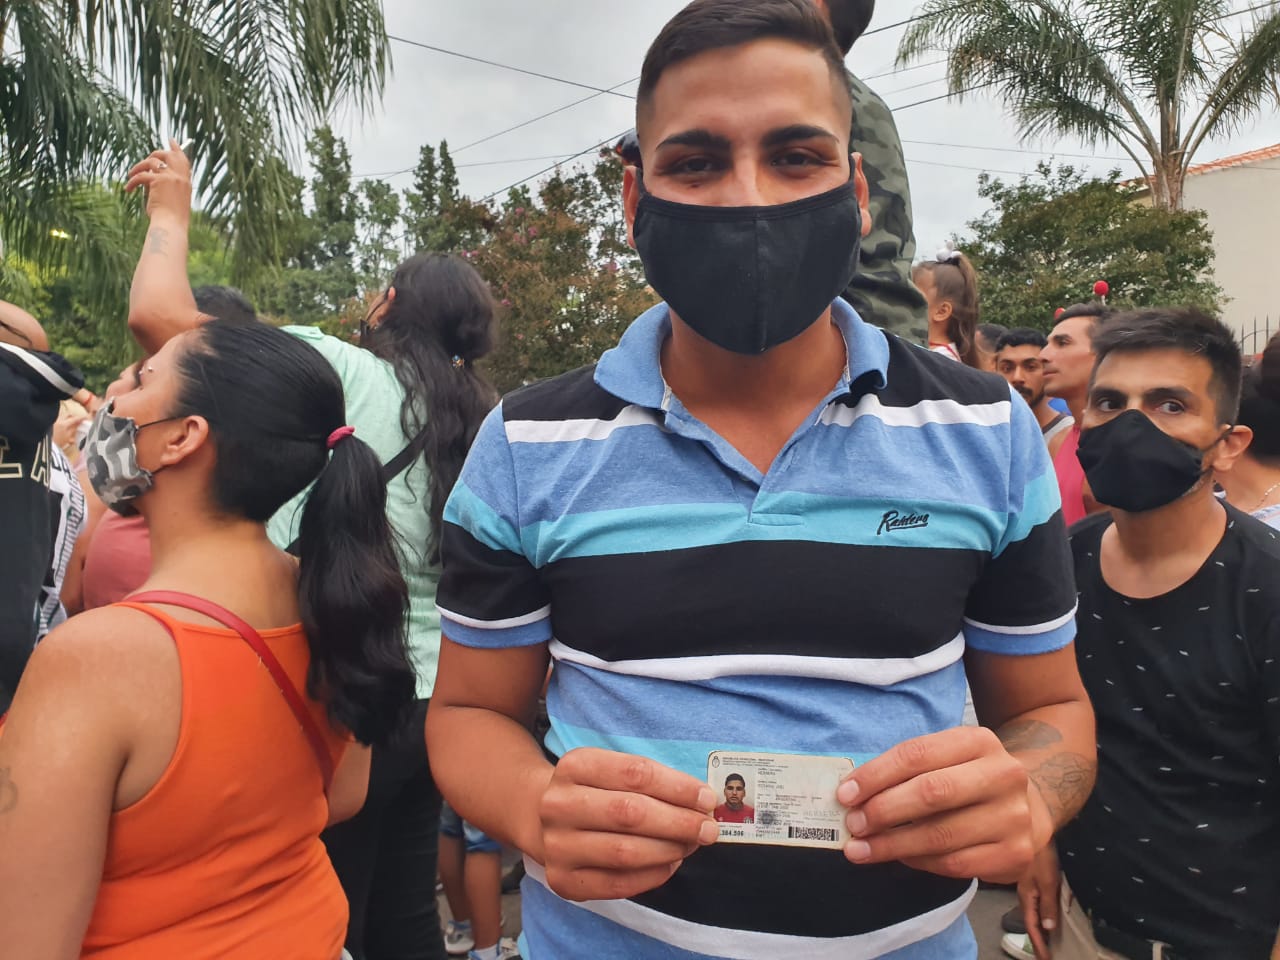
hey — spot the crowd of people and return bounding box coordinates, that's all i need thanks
[0,0,1277,959]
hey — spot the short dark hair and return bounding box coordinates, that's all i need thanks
[1090,307,1242,423]
[976,323,1007,349]
[1054,303,1113,335]
[996,327,1048,352]
[192,285,257,327]
[825,0,875,55]
[725,773,746,787]
[1239,332,1280,461]
[637,0,850,129]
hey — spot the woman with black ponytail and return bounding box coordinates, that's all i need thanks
[0,321,416,958]
[120,143,500,960]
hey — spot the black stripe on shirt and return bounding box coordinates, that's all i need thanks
[439,523,549,623]
[542,539,985,662]
[964,511,1074,629]
[634,842,971,936]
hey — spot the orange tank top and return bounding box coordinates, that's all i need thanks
[81,603,349,960]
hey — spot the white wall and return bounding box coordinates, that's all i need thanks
[1182,162,1280,348]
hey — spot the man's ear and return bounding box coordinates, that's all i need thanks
[1211,424,1254,475]
[623,165,642,250]
[851,153,872,239]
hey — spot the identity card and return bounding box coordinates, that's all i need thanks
[706,750,854,850]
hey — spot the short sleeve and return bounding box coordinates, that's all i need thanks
[280,325,385,383]
[436,404,552,649]
[963,388,1077,655]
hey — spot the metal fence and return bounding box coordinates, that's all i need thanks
[1239,316,1276,356]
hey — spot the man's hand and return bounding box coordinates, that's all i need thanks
[538,748,718,902]
[1018,845,1062,960]
[124,140,193,224]
[836,727,1051,884]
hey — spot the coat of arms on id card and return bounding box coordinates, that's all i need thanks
[706,750,855,850]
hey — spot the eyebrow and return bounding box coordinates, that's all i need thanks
[760,124,839,149]
[655,124,839,153]
[656,128,731,152]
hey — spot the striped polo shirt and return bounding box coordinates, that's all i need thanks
[438,299,1076,960]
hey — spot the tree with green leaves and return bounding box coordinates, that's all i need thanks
[403,140,480,254]
[897,0,1280,209]
[960,163,1223,329]
[1,0,389,312]
[357,179,403,290]
[457,154,656,393]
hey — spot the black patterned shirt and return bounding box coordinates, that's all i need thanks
[1059,505,1280,957]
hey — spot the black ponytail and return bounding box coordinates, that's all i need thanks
[174,321,416,746]
[296,433,416,745]
[362,253,498,565]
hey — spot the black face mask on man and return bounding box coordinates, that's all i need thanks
[632,173,863,355]
[1077,409,1229,513]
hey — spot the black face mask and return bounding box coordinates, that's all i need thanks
[632,174,863,355]
[1077,409,1228,513]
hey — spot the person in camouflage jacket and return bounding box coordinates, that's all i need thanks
[821,0,929,344]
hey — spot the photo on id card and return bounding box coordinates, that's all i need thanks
[707,750,854,850]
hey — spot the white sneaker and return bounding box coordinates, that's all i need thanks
[498,937,522,960]
[1000,933,1035,959]
[445,920,475,956]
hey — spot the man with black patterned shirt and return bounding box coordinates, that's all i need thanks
[1008,308,1280,959]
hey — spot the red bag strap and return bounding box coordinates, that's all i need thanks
[127,590,334,790]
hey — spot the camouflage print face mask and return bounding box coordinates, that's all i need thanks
[81,399,174,516]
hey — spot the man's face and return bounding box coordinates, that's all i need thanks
[1082,348,1240,475]
[724,778,746,809]
[625,39,870,234]
[997,345,1047,407]
[1041,316,1097,400]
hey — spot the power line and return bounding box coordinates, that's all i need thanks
[386,34,636,100]
[902,139,1130,161]
[480,131,628,203]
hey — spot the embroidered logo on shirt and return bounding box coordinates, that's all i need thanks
[877,510,930,536]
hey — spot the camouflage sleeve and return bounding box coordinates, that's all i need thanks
[843,73,929,345]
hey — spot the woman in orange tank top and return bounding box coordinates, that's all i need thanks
[0,320,417,958]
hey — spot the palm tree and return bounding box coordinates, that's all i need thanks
[1,0,389,304]
[897,0,1280,209]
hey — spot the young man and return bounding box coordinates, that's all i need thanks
[1041,305,1111,526]
[427,2,1095,957]
[1007,308,1280,960]
[996,328,1074,458]
[714,775,755,824]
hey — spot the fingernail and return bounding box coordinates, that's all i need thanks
[697,788,716,811]
[837,779,860,805]
[699,820,720,844]
[846,809,867,835]
[1043,919,1056,931]
[845,840,871,862]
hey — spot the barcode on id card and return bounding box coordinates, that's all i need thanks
[787,825,838,842]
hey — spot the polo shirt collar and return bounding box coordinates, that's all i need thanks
[594,298,890,410]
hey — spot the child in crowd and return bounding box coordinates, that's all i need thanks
[440,805,520,960]
[913,243,981,367]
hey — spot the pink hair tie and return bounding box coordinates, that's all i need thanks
[327,425,356,450]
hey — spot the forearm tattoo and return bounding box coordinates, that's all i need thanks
[1028,753,1096,826]
[146,227,169,256]
[999,719,1096,827]
[998,719,1063,754]
[0,766,17,815]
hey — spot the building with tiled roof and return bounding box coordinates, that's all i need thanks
[1131,143,1280,347]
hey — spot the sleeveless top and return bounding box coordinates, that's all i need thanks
[81,603,349,959]
[82,512,151,610]
[1053,423,1087,527]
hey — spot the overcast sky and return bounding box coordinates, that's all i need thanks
[332,0,1280,257]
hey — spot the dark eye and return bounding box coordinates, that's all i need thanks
[670,155,720,176]
[1094,396,1120,412]
[1157,400,1185,415]
[773,150,821,169]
